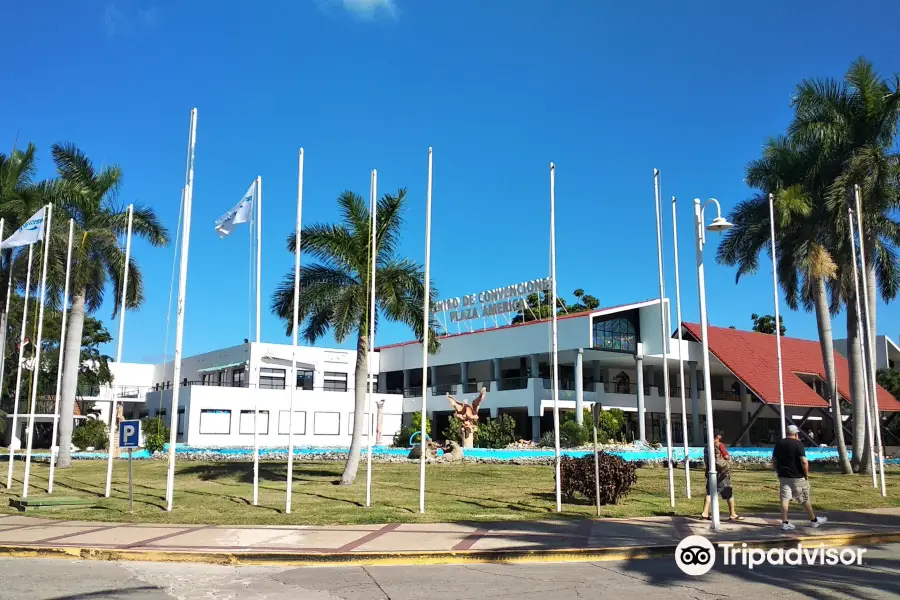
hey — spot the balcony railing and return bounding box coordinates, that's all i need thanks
[431,383,457,395]
[0,398,57,415]
[499,376,529,391]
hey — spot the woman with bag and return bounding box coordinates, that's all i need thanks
[700,429,744,521]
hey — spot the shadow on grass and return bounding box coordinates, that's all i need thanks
[178,462,340,484]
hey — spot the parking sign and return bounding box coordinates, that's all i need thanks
[119,420,141,449]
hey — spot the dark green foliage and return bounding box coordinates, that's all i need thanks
[473,414,517,449]
[751,313,787,335]
[511,289,600,325]
[141,417,169,454]
[71,419,108,450]
[557,453,638,505]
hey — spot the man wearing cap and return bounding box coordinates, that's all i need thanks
[772,424,827,530]
[701,429,743,521]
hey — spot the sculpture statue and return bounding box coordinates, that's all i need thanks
[442,440,464,462]
[446,387,486,449]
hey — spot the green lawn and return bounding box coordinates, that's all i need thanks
[1,460,898,525]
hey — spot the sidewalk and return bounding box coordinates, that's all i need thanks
[0,509,899,565]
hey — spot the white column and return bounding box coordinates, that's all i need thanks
[575,349,584,423]
[460,362,469,394]
[689,361,701,445]
[739,382,751,446]
[530,355,540,378]
[403,369,411,394]
[635,354,646,442]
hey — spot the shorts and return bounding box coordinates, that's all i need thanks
[779,477,810,503]
[706,472,733,500]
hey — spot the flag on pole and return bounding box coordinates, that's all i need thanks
[1,207,46,249]
[214,182,255,238]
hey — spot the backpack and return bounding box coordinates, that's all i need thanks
[715,443,730,474]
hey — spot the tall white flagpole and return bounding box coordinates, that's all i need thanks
[286,149,303,514]
[48,218,74,493]
[166,107,198,512]
[418,148,433,514]
[768,194,787,439]
[6,244,35,489]
[652,171,675,509]
[0,219,9,394]
[855,185,886,496]
[549,162,562,513]
[22,206,53,496]
[104,204,133,498]
[671,197,691,498]
[253,175,262,507]
[22,204,53,498]
[847,205,877,485]
[365,169,377,507]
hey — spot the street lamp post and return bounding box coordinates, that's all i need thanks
[693,197,733,532]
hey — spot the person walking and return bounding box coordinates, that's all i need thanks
[701,429,743,521]
[772,424,827,531]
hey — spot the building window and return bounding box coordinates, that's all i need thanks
[240,410,270,435]
[368,374,379,393]
[232,367,247,387]
[259,367,286,390]
[323,372,348,392]
[593,317,638,354]
[296,369,314,390]
[199,409,231,434]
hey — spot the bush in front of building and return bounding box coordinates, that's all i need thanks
[557,453,637,505]
[72,418,109,451]
[538,408,629,449]
[441,414,517,449]
[141,417,170,454]
[473,414,518,449]
[392,411,432,447]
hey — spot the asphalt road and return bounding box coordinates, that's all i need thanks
[1,544,899,600]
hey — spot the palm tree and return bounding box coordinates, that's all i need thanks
[271,189,439,485]
[717,136,853,473]
[0,144,43,380]
[50,144,169,468]
[790,58,900,469]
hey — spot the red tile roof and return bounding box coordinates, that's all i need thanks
[682,322,900,412]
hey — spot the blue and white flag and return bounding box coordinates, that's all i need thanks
[214,181,255,238]
[1,207,46,249]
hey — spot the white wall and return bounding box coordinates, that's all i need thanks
[145,385,403,447]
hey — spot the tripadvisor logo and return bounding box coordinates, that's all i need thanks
[675,535,866,576]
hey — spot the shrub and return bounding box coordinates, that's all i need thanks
[392,412,432,448]
[538,430,556,448]
[476,414,517,449]
[142,417,170,454]
[596,408,627,442]
[72,418,109,450]
[442,416,466,445]
[557,453,637,505]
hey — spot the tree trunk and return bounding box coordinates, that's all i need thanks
[847,300,867,472]
[56,289,87,469]
[814,278,852,474]
[339,329,369,485]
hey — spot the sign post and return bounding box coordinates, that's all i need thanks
[118,420,141,514]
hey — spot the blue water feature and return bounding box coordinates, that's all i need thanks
[28,445,897,463]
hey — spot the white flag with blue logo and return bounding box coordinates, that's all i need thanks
[214,181,255,238]
[1,207,46,249]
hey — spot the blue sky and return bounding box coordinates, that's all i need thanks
[2,0,899,363]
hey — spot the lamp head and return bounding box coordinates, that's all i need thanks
[706,216,734,232]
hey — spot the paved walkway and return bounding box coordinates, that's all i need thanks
[0,509,899,559]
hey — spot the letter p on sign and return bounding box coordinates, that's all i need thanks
[119,420,142,449]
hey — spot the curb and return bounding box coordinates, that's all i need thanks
[0,530,899,567]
